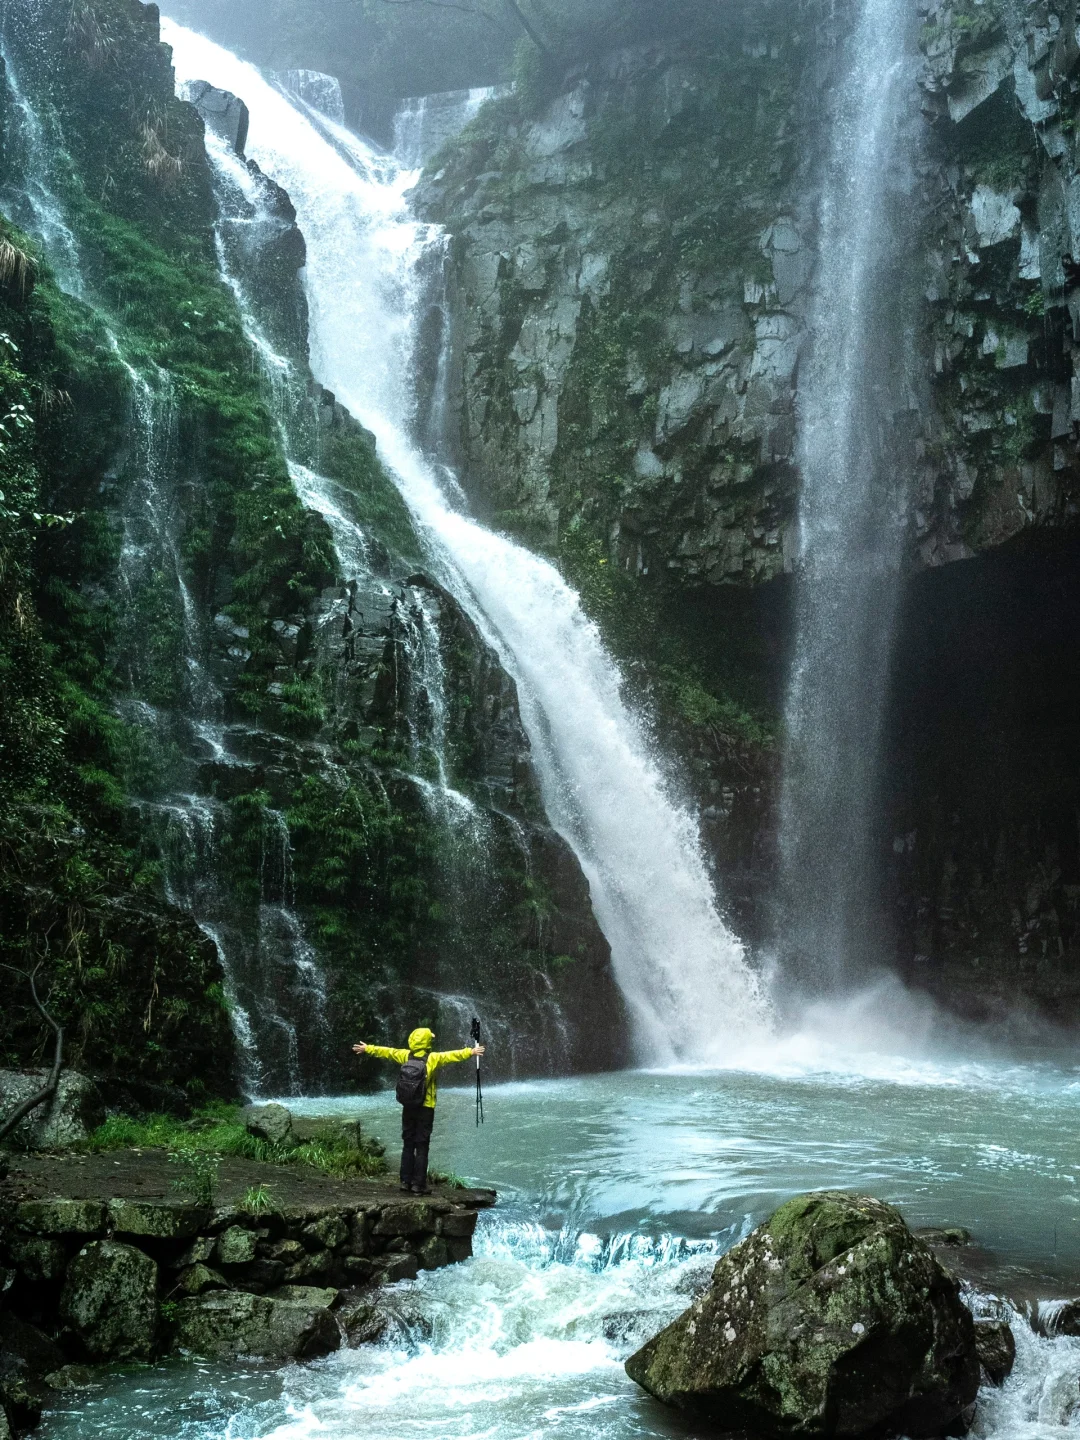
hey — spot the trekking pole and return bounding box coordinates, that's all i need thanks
[470,1016,484,1127]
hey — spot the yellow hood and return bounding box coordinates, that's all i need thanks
[408,1027,435,1055]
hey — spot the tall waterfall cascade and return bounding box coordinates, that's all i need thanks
[778,0,921,994]
[163,21,772,1065]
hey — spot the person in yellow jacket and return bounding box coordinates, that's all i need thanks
[352,1027,484,1195]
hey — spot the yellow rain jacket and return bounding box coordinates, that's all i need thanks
[364,1028,473,1109]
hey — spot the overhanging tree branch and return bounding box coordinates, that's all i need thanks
[374,0,552,53]
[0,964,65,1145]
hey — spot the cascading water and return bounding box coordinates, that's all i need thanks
[393,85,505,169]
[0,44,82,295]
[0,38,330,1096]
[777,0,921,994]
[163,21,771,1065]
[200,121,525,1051]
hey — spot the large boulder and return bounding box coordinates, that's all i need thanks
[0,1071,103,1150]
[60,1241,158,1361]
[240,1103,293,1146]
[626,1192,979,1438]
[169,1288,340,1360]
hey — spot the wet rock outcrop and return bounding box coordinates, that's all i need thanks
[625,1192,980,1438]
[415,0,1080,1018]
[0,1074,103,1152]
[60,1240,158,1361]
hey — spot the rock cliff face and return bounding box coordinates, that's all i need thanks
[417,0,1080,1016]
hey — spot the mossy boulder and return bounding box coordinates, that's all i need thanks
[625,1192,979,1438]
[169,1288,340,1360]
[60,1240,158,1361]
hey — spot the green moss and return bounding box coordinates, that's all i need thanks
[84,1105,388,1178]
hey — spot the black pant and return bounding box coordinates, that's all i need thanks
[400,1104,435,1190]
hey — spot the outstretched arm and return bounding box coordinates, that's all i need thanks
[429,1044,485,1071]
[352,1042,409,1062]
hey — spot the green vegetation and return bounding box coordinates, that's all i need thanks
[0,215,234,1094]
[429,1170,468,1189]
[85,1105,389,1178]
[242,1182,275,1215]
[170,1148,221,1206]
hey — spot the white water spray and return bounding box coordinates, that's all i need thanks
[162,22,770,1063]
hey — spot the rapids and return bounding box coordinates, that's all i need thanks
[37,1051,1080,1440]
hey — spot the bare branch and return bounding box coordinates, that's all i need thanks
[373,0,550,49]
[0,964,65,1145]
[375,0,511,26]
[501,0,551,54]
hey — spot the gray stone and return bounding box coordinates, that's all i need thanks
[947,41,1013,123]
[175,1235,215,1267]
[301,1215,348,1251]
[626,1192,979,1438]
[6,1234,67,1283]
[417,1235,449,1270]
[174,1263,229,1295]
[289,1115,362,1149]
[340,1299,385,1344]
[373,1202,443,1238]
[180,80,249,155]
[170,1289,340,1360]
[15,1199,105,1235]
[439,1209,478,1239]
[214,1226,258,1266]
[42,1364,100,1392]
[0,1070,103,1150]
[373,1254,420,1283]
[975,1318,1016,1386]
[60,1240,158,1361]
[970,185,1021,248]
[269,1284,339,1308]
[108,1199,205,1239]
[240,1103,293,1146]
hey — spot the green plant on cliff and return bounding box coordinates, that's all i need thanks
[87,1107,387,1178]
[0,212,235,1094]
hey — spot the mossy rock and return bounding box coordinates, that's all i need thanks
[60,1240,158,1362]
[625,1191,979,1438]
[169,1288,339,1360]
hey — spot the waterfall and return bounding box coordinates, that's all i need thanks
[0,39,331,1096]
[393,86,504,169]
[274,68,346,126]
[163,21,772,1065]
[0,35,83,294]
[778,0,920,994]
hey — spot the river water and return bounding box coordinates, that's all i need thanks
[39,1018,1080,1440]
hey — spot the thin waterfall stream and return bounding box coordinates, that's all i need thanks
[0,36,330,1097]
[778,0,921,995]
[163,20,772,1066]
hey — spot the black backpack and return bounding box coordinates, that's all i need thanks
[396,1051,428,1106]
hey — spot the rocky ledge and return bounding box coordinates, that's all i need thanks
[0,1147,493,1436]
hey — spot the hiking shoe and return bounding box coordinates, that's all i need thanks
[399,1184,411,1193]
[410,1186,431,1196]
